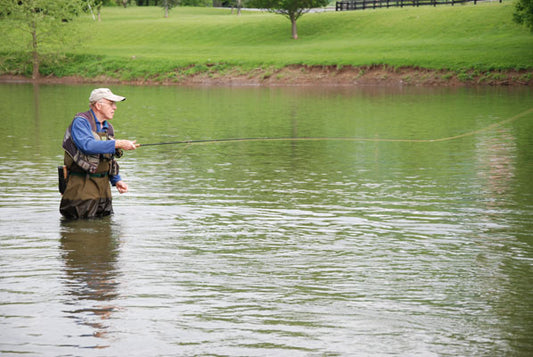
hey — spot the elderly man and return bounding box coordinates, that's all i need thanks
[60,88,138,219]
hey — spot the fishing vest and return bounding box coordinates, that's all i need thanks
[62,110,118,174]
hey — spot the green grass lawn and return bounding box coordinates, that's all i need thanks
[1,2,532,79]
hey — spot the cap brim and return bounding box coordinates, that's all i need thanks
[105,94,126,102]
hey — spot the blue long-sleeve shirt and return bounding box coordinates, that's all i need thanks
[71,110,122,185]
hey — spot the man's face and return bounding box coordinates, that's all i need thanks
[96,99,117,120]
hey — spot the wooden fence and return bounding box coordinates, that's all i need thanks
[335,0,501,11]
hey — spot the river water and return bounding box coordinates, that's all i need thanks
[0,83,532,356]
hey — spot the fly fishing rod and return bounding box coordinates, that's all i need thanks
[138,136,441,146]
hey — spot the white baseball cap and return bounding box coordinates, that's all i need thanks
[89,88,126,103]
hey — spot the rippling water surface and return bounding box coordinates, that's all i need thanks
[1,84,532,356]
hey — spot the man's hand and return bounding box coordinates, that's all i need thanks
[115,139,139,150]
[116,181,128,194]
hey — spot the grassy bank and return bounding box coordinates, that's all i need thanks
[1,3,532,85]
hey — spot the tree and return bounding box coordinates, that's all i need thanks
[0,0,85,79]
[514,0,533,32]
[249,0,328,39]
[234,0,242,16]
[161,0,179,17]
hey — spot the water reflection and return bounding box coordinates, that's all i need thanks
[60,218,122,345]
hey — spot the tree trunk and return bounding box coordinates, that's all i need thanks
[237,0,241,15]
[291,17,298,40]
[164,0,169,18]
[31,20,39,79]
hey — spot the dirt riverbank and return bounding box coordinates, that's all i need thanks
[1,65,532,87]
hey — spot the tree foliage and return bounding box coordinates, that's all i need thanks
[0,0,86,78]
[514,0,533,32]
[249,0,329,39]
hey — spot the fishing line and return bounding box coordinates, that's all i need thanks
[166,142,192,162]
[139,107,533,147]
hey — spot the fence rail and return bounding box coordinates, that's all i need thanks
[335,0,501,11]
